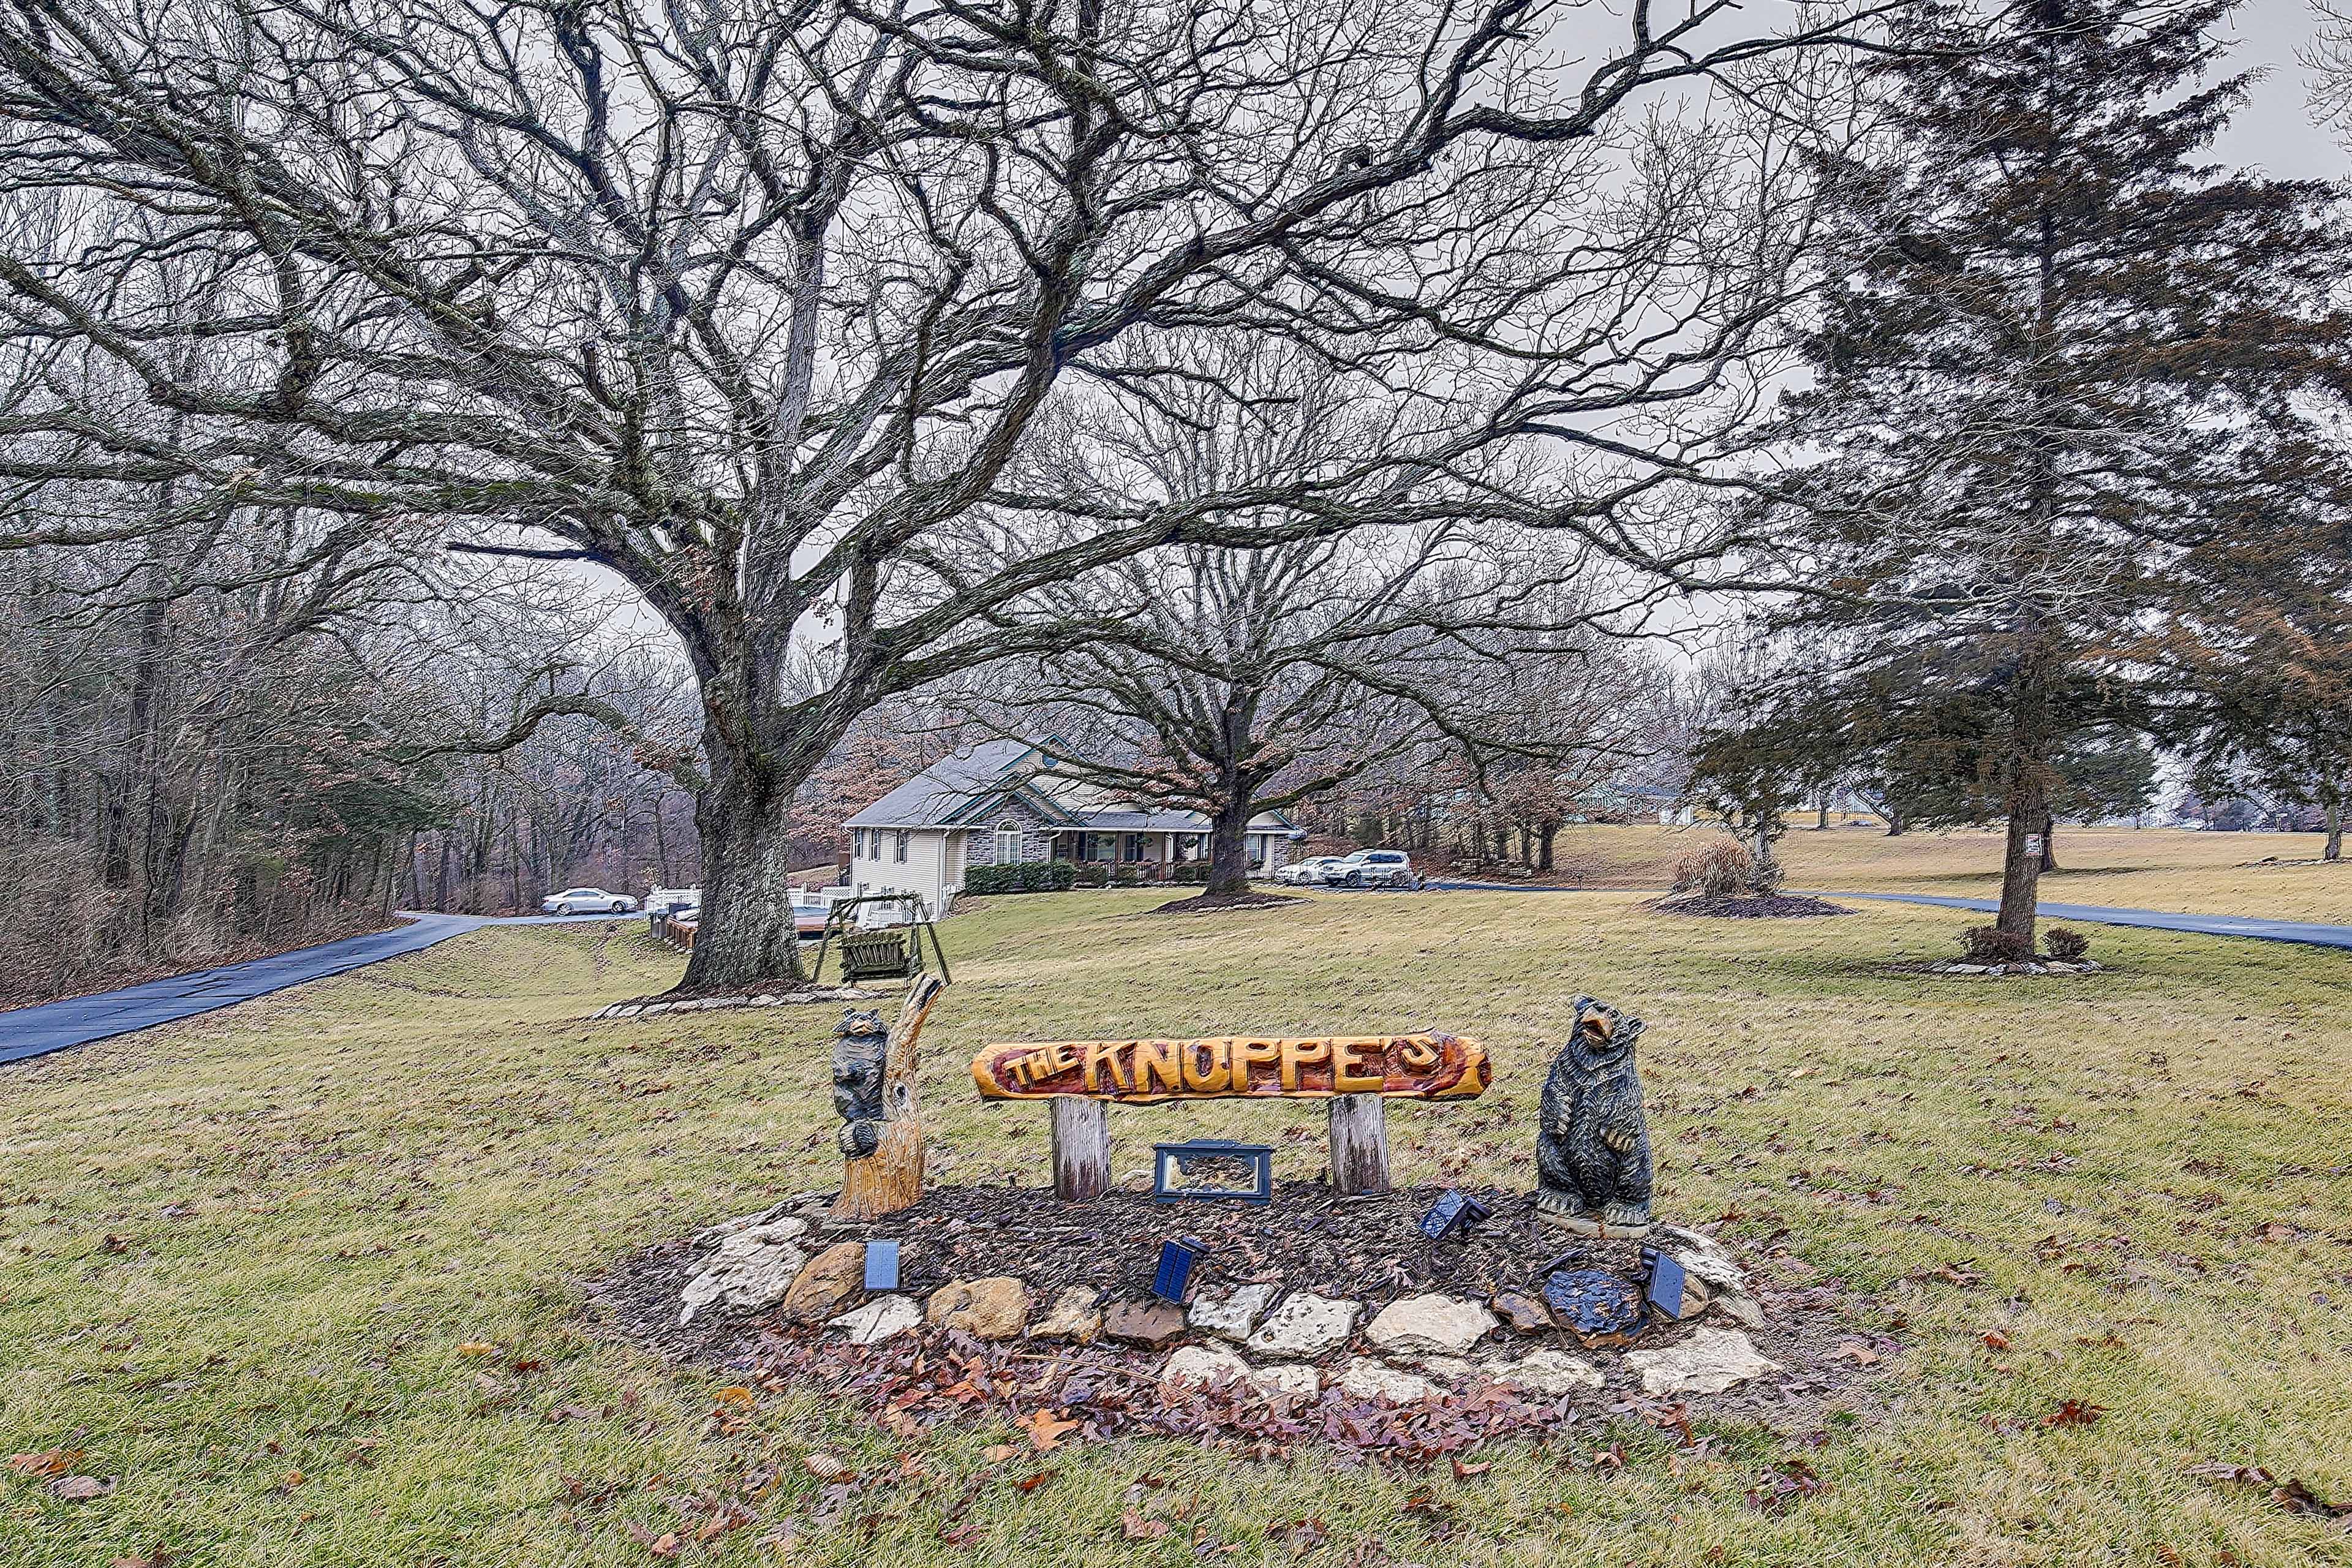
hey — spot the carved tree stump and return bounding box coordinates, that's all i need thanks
[1327,1092,1390,1195]
[832,974,945,1223]
[1049,1096,1112,1201]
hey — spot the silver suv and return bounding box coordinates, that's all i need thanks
[1332,848,1419,889]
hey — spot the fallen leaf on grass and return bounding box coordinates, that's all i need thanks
[110,1551,172,1568]
[937,1523,984,1545]
[1746,1459,1826,1516]
[1449,1457,1491,1480]
[1830,1341,1880,1365]
[456,1342,496,1357]
[1022,1408,1082,1453]
[7,1449,85,1477]
[2041,1401,2104,1428]
[51,1475,115,1501]
[1015,1469,1056,1493]
[713,1386,755,1409]
[2185,1463,2352,1520]
[1979,1330,2011,1351]
[1120,1509,1171,1540]
[1267,1516,1329,1553]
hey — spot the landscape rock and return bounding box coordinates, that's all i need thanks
[1624,1328,1779,1395]
[925,1276,1030,1340]
[1485,1348,1604,1396]
[1188,1283,1278,1343]
[1117,1167,1155,1193]
[1335,1357,1441,1404]
[1414,1354,1479,1384]
[1244,1292,1360,1358]
[1247,1362,1322,1401]
[780,1241,868,1324]
[1101,1298,1188,1349]
[1160,1343,1253,1390]
[678,1219,811,1323]
[1651,1225,1760,1324]
[827,1294,921,1346]
[1029,1286,1105,1344]
[1489,1290,1556,1333]
[1364,1293,1497,1357]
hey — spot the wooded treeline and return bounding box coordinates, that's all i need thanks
[2,0,2348,1000]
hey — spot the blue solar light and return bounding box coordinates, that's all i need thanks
[1152,1237,1207,1302]
[1418,1189,1492,1241]
[864,1240,900,1292]
[1642,1246,1687,1319]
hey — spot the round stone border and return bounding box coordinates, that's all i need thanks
[1917,958,2106,979]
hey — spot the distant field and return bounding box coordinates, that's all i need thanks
[1542,824,2349,922]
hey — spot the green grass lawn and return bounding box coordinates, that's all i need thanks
[4,894,2350,1567]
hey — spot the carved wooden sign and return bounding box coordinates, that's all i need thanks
[970,1032,1490,1103]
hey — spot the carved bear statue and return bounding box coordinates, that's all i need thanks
[1534,995,1654,1234]
[831,1008,890,1160]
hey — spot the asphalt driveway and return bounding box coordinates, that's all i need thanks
[0,912,630,1066]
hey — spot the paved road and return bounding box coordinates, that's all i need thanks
[0,911,633,1066]
[1817,892,2352,952]
[13,887,2347,1069]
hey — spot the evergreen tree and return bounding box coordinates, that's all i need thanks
[1740,0,2346,947]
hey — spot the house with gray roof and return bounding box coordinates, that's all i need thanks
[842,738,1296,913]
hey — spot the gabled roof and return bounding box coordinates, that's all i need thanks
[844,736,1302,834]
[845,738,1039,828]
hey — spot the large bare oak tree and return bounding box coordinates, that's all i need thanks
[0,0,1888,986]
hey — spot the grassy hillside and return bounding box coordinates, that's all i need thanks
[1540,823,2350,921]
[4,898,2349,1566]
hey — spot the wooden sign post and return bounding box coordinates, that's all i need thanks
[970,1033,1489,1197]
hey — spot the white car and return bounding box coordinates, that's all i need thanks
[541,886,638,915]
[1330,848,1420,889]
[1275,855,1351,886]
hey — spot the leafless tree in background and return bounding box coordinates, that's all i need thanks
[0,0,1891,988]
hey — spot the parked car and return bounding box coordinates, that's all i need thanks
[1331,848,1420,889]
[1275,854,1351,887]
[541,886,637,915]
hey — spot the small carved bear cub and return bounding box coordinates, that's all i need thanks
[1534,995,1654,1231]
[831,1009,889,1159]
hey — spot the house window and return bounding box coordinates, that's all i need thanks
[852,828,867,859]
[894,829,910,863]
[1121,833,1147,862]
[997,821,1023,864]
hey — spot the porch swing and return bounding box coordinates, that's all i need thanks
[810,893,953,987]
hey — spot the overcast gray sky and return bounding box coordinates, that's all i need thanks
[2218,0,2340,178]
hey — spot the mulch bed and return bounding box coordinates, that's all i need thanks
[1143,891,1305,914]
[588,1183,1898,1465]
[1653,892,1850,919]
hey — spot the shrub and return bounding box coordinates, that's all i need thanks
[1071,863,1111,888]
[1671,836,1753,898]
[2042,925,2090,961]
[963,859,1079,895]
[1170,861,1210,884]
[1961,925,2032,964]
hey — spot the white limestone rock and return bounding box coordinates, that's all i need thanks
[1188,1283,1278,1343]
[1248,1362,1322,1401]
[827,1294,921,1346]
[1485,1348,1605,1397]
[1624,1329,1780,1395]
[1363,1293,1498,1357]
[1334,1357,1441,1404]
[679,1219,812,1323]
[1161,1343,1253,1390]
[1245,1292,1360,1359]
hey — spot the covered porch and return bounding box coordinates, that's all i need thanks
[1046,828,1283,880]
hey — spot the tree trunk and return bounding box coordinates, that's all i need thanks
[2324,799,2343,862]
[682,751,813,990]
[1536,824,1556,871]
[1204,796,1254,899]
[2038,809,2059,873]
[1817,794,1830,829]
[1995,771,2047,949]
